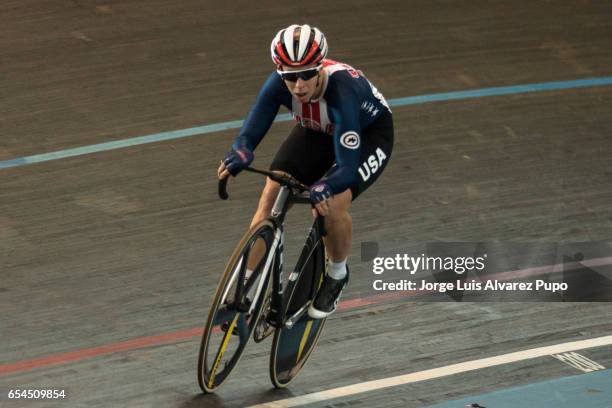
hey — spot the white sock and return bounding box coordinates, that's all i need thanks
[328,259,347,280]
[245,269,253,281]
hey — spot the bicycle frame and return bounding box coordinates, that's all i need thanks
[266,186,326,329]
[219,168,326,330]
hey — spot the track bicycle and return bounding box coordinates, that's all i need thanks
[197,167,329,392]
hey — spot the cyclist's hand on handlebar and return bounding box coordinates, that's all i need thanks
[218,147,253,179]
[310,181,333,217]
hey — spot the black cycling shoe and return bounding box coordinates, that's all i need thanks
[308,266,349,319]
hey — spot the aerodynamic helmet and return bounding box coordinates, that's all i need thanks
[270,24,328,67]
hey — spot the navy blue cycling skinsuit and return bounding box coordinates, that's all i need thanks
[232,58,393,199]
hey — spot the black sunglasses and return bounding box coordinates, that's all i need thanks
[277,66,321,82]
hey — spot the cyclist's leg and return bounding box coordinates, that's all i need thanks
[322,189,353,263]
[309,111,394,318]
[250,175,282,229]
[318,109,394,247]
[308,195,352,318]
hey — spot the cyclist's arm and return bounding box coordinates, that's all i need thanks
[326,83,362,195]
[232,72,291,151]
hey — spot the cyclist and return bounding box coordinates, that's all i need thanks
[217,24,393,319]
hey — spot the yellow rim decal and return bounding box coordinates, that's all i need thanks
[208,313,239,389]
[296,254,324,362]
[296,320,313,363]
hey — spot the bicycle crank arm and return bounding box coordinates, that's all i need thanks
[284,301,311,329]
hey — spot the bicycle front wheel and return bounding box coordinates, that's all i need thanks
[198,220,276,393]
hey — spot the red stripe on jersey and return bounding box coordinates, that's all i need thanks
[311,102,321,130]
[302,102,311,123]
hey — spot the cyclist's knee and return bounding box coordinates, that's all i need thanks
[259,171,297,209]
[260,178,280,203]
[326,190,352,223]
[251,174,289,227]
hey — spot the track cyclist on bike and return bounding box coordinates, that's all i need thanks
[217,24,394,319]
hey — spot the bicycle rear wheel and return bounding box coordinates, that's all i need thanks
[198,220,276,393]
[269,237,327,388]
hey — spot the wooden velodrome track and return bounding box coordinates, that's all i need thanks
[2,0,612,407]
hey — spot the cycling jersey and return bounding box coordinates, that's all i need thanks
[232,59,391,194]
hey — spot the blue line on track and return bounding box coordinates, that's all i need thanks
[2,77,612,170]
[424,369,612,408]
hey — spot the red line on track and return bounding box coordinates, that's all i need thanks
[0,328,202,376]
[1,256,610,376]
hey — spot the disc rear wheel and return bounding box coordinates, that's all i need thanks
[269,239,327,388]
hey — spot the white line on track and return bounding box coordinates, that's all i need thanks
[248,334,612,407]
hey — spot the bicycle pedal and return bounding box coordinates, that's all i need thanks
[223,297,252,313]
[220,321,240,335]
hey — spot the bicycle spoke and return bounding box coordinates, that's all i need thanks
[208,313,239,389]
[236,243,251,285]
[220,256,242,305]
[232,235,261,305]
[296,320,313,363]
[236,314,249,344]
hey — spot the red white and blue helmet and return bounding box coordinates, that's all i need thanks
[270,24,328,67]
